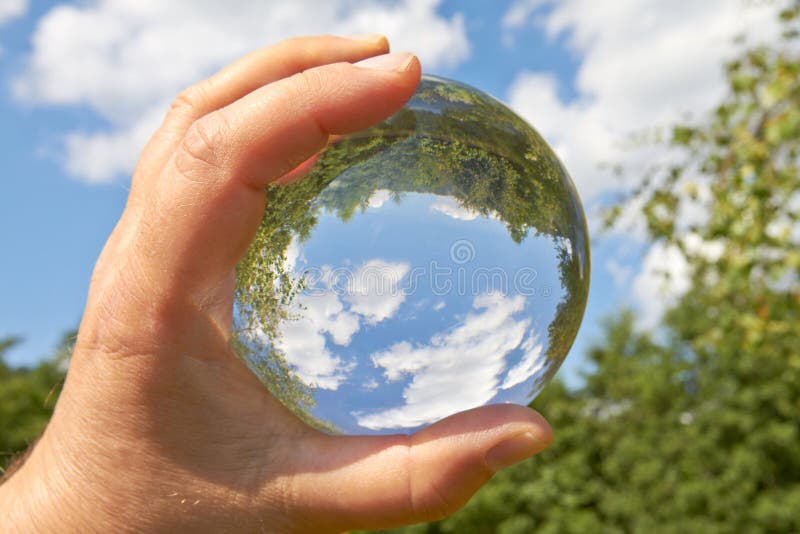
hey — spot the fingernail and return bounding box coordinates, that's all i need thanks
[347,33,387,44]
[485,432,547,473]
[354,52,415,72]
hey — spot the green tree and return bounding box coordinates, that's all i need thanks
[632,5,800,528]
[0,333,70,475]
[385,4,799,533]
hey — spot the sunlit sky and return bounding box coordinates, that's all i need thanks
[0,0,787,383]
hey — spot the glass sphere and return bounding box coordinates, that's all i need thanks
[234,75,590,435]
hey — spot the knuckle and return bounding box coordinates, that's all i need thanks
[276,35,340,67]
[294,68,329,101]
[174,114,232,180]
[406,445,461,523]
[78,264,163,359]
[284,69,330,141]
[416,481,458,522]
[169,83,210,119]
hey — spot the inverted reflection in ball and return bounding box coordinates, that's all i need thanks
[233,76,590,435]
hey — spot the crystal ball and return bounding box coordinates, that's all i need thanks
[233,75,590,435]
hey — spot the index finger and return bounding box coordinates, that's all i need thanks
[134,53,421,300]
[131,34,391,204]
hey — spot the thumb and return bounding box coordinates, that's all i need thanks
[281,404,552,532]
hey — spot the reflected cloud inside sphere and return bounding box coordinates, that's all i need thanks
[355,292,539,430]
[234,76,590,435]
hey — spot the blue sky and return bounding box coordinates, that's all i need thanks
[0,0,786,385]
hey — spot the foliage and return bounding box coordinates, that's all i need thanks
[0,333,70,475]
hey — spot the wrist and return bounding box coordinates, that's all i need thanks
[0,428,264,533]
[0,425,130,533]
[0,443,71,533]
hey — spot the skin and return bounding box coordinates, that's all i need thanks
[0,35,552,533]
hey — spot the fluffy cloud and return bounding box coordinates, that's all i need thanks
[276,292,359,390]
[500,333,544,390]
[504,0,787,200]
[344,259,411,325]
[631,241,690,330]
[0,0,26,25]
[430,197,480,221]
[275,257,410,389]
[632,233,724,328]
[367,189,393,209]
[430,197,499,221]
[355,293,548,430]
[14,0,469,183]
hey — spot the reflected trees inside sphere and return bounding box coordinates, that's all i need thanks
[233,76,590,435]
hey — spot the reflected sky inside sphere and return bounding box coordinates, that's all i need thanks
[233,76,590,435]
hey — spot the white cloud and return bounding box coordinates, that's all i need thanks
[430,197,479,220]
[632,232,726,329]
[0,0,27,25]
[63,105,165,183]
[632,241,689,329]
[344,259,410,325]
[500,333,545,390]
[367,189,393,209]
[284,238,302,272]
[362,378,379,391]
[273,256,410,389]
[430,197,499,221]
[15,0,470,183]
[504,0,788,201]
[355,293,543,430]
[276,291,360,390]
[501,0,536,30]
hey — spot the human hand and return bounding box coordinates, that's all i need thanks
[0,35,551,533]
